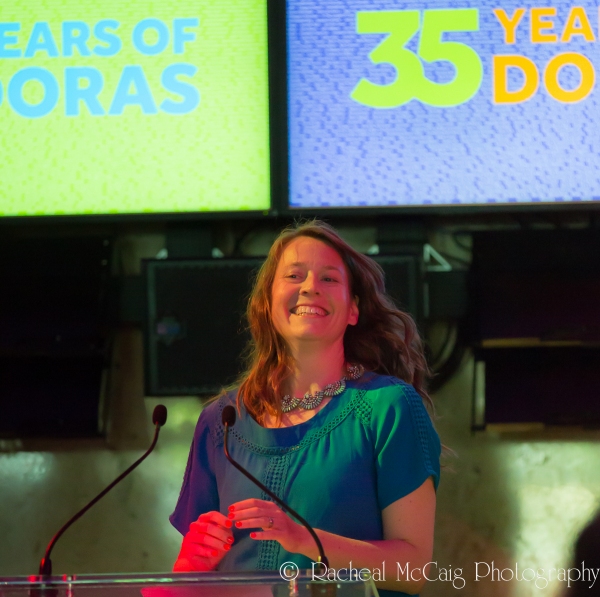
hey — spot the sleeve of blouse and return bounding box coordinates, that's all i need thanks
[169,406,220,535]
[371,379,441,511]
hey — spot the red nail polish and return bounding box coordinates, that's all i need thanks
[227,536,234,544]
[228,505,235,511]
[250,532,257,539]
[211,550,218,557]
[235,521,242,528]
[227,513,235,519]
[223,544,231,551]
[224,520,233,528]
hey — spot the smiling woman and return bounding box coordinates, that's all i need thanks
[170,220,441,597]
[271,236,359,358]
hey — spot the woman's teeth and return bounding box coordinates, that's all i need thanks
[293,306,326,316]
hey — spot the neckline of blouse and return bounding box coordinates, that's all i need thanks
[239,376,365,438]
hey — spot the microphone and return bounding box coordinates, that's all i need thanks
[221,405,329,569]
[38,405,168,576]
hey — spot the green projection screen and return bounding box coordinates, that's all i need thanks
[0,0,270,217]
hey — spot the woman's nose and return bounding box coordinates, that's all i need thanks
[300,272,320,295]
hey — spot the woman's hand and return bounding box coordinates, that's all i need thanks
[228,498,309,554]
[173,511,234,572]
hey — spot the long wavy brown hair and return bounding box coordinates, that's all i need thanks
[236,220,432,423]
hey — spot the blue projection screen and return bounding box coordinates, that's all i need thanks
[287,0,600,208]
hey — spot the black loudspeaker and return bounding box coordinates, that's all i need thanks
[470,230,600,343]
[0,237,111,438]
[144,255,422,397]
[470,230,600,428]
[478,347,600,426]
[0,356,105,437]
[144,259,262,395]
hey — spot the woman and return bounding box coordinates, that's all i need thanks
[170,221,441,596]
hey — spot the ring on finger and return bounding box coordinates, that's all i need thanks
[266,517,274,529]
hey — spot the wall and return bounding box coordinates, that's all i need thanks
[0,328,195,575]
[1,226,599,597]
[430,356,600,597]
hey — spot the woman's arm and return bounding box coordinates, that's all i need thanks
[229,476,436,595]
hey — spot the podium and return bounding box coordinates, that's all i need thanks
[0,572,377,597]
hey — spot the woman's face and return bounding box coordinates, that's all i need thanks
[270,236,359,348]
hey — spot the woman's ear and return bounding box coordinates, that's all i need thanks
[349,296,359,326]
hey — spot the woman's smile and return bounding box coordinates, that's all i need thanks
[290,305,328,316]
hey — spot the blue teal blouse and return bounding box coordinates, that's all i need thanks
[171,372,441,596]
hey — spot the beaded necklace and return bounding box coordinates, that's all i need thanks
[281,363,364,413]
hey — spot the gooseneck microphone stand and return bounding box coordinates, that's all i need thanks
[38,405,168,576]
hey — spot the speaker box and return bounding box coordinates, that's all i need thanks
[470,230,600,427]
[476,347,600,427]
[144,255,422,396]
[470,230,600,343]
[0,237,111,438]
[144,259,262,395]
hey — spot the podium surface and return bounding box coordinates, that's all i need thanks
[0,572,377,597]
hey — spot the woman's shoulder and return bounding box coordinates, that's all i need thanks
[193,390,238,439]
[352,371,434,429]
[356,371,422,404]
[357,372,441,486]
